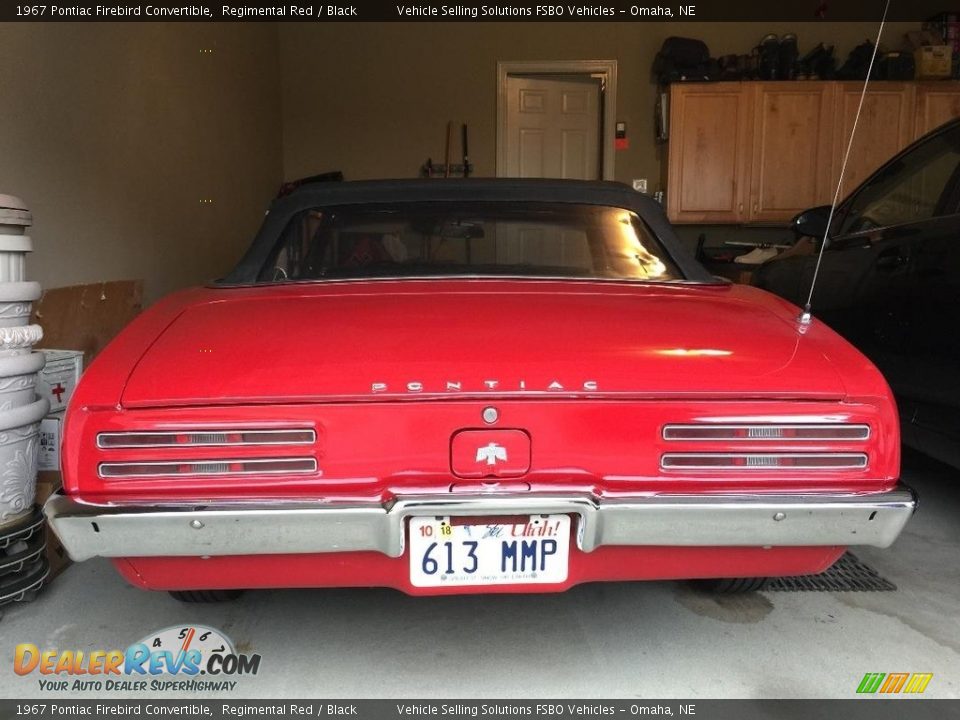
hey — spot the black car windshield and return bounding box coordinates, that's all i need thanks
[257,202,683,283]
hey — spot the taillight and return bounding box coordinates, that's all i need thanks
[660,423,871,472]
[99,457,317,478]
[97,429,315,448]
[662,424,870,441]
[95,427,318,480]
[661,453,868,470]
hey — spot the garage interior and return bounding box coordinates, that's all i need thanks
[1,20,959,699]
[5,20,953,302]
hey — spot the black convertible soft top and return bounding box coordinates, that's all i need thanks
[218,178,717,285]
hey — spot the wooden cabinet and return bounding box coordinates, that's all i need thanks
[748,83,835,223]
[665,84,752,223]
[915,83,960,138]
[832,83,915,199]
[665,81,960,224]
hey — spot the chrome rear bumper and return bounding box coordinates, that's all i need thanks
[44,486,917,562]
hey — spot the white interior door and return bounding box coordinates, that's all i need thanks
[503,75,602,180]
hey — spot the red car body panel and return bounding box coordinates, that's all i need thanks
[113,546,846,596]
[121,281,851,407]
[64,282,899,501]
[51,180,909,596]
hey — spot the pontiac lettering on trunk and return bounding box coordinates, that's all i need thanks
[371,380,599,394]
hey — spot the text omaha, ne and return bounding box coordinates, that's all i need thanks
[396,5,685,17]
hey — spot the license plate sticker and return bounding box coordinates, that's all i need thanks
[408,514,571,587]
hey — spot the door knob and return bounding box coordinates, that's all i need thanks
[876,249,906,270]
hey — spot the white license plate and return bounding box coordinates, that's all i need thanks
[408,514,571,587]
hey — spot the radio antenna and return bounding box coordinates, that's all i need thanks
[799,0,891,326]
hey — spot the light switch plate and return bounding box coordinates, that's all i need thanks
[632,179,648,193]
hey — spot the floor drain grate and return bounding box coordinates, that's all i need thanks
[764,552,897,592]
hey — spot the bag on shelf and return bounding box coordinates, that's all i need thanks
[653,37,714,83]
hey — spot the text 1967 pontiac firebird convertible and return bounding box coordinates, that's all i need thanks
[44,179,916,600]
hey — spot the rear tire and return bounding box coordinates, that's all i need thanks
[168,589,244,603]
[692,577,766,594]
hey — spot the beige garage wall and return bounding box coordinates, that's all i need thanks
[0,23,283,302]
[279,21,919,188]
[0,21,924,305]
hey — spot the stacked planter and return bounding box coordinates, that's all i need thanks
[0,194,50,606]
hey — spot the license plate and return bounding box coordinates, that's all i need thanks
[408,514,570,587]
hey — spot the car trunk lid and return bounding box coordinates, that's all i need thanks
[119,281,846,408]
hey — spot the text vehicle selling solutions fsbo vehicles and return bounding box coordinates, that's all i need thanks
[44,180,916,599]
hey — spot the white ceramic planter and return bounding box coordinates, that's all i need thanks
[0,325,43,354]
[0,353,44,412]
[0,281,41,329]
[0,194,44,528]
[0,396,50,528]
[0,197,38,327]
[0,235,31,284]
[0,194,31,237]
[0,197,33,283]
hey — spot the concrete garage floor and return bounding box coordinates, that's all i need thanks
[2,450,958,700]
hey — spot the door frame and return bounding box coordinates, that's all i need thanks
[496,60,618,181]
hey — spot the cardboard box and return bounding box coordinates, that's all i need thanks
[33,471,72,579]
[34,471,62,505]
[915,45,953,79]
[36,349,83,413]
[38,411,64,472]
[31,280,144,368]
[45,530,71,579]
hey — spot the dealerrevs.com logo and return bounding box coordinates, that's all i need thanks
[15,625,261,693]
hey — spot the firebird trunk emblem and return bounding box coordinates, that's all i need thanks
[476,442,508,466]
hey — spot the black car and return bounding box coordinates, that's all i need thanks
[755,119,960,469]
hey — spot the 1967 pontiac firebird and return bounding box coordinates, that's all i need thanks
[45,179,916,600]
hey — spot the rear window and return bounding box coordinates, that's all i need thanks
[258,202,683,283]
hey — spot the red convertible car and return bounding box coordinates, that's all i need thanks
[45,180,915,600]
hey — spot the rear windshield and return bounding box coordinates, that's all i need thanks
[257,202,683,283]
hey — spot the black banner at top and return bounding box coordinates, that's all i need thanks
[0,0,950,23]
